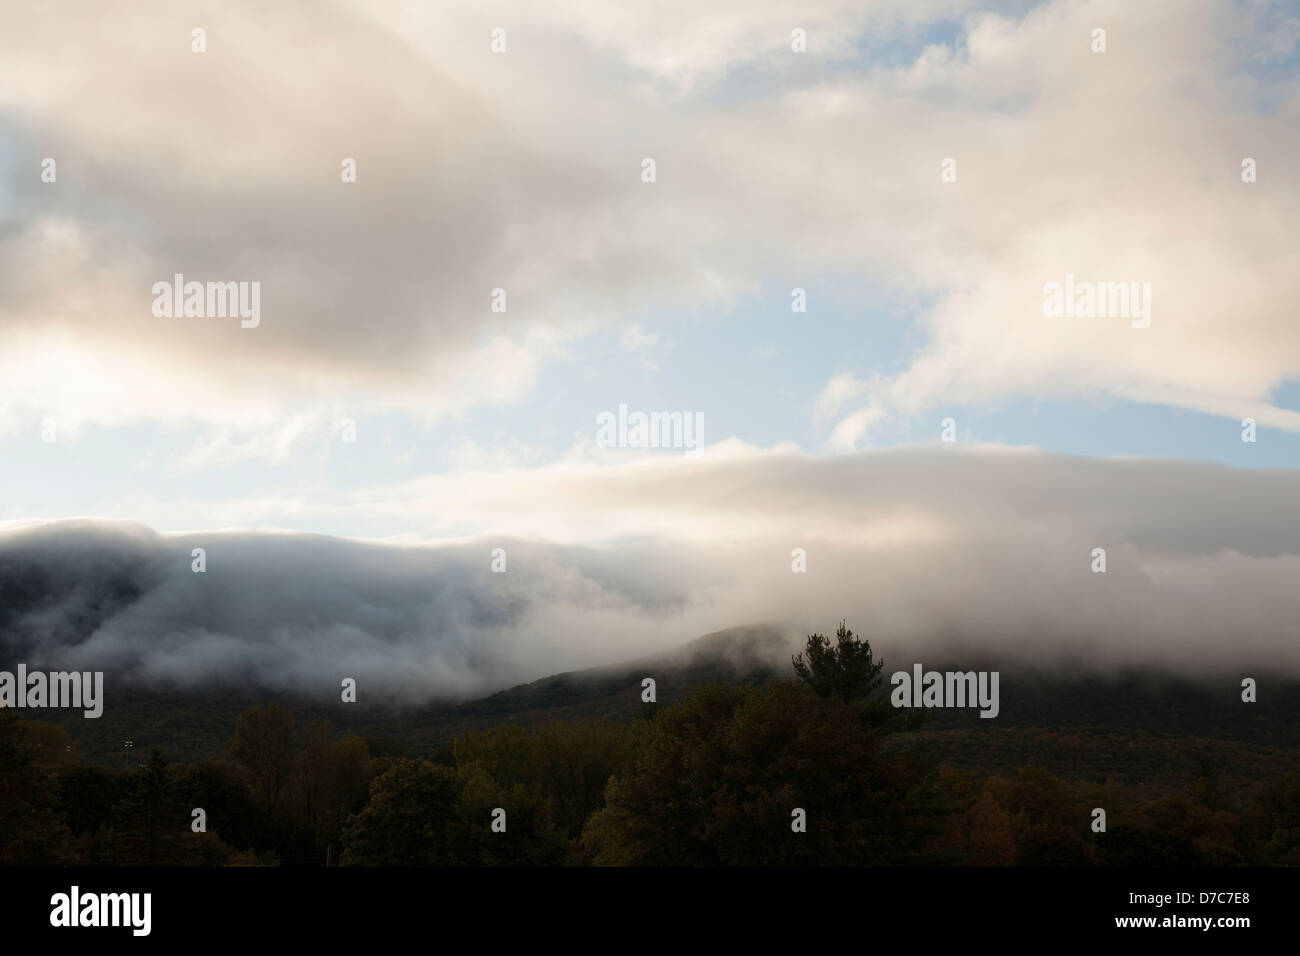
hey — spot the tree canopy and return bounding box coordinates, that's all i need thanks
[792,620,885,704]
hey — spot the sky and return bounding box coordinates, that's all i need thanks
[0,0,1298,696]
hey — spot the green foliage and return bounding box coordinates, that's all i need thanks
[448,764,570,866]
[298,721,373,863]
[0,711,76,864]
[16,719,78,765]
[792,621,884,704]
[111,748,183,864]
[172,758,265,852]
[1249,773,1300,864]
[108,749,218,866]
[12,676,1300,868]
[991,768,1094,866]
[453,720,643,840]
[362,735,405,760]
[1098,823,1201,867]
[56,763,126,837]
[228,703,296,817]
[583,681,921,865]
[340,759,462,866]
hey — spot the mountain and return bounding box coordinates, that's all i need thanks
[9,624,1300,803]
[14,625,792,765]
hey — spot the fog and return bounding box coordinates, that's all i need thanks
[2,447,1297,702]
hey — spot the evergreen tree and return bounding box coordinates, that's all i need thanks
[110,749,192,865]
[792,620,885,704]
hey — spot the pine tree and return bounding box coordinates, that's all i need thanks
[111,749,191,865]
[792,620,884,703]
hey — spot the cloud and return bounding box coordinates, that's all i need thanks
[815,371,871,422]
[0,0,710,433]
[3,446,1298,703]
[620,323,659,351]
[168,414,324,474]
[827,406,885,449]
[792,0,1300,440]
[2,0,1296,448]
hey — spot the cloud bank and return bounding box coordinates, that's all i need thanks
[2,446,1297,702]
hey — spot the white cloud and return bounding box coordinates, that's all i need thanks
[620,323,659,351]
[815,371,871,422]
[1,0,1296,456]
[827,406,885,449]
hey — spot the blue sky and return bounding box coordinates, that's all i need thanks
[4,297,1296,538]
[1,0,1298,539]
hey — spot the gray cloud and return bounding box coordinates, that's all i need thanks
[0,520,703,702]
[2,447,1298,702]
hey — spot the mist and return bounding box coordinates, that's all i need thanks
[2,447,1298,703]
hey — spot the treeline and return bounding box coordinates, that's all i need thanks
[4,684,1300,866]
[3,624,1299,866]
[0,706,376,866]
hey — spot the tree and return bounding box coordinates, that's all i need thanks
[994,767,1094,866]
[453,720,643,842]
[173,758,265,853]
[792,620,884,704]
[582,681,920,865]
[298,721,373,863]
[0,711,75,864]
[17,719,78,765]
[340,759,462,866]
[320,734,372,846]
[299,720,334,832]
[449,764,570,866]
[228,703,295,819]
[967,790,1019,866]
[109,749,193,865]
[56,764,126,838]
[1248,773,1300,865]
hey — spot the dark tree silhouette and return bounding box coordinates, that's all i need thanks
[792,620,884,703]
[110,748,193,865]
[228,703,295,817]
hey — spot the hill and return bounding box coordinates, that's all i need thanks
[12,625,1300,803]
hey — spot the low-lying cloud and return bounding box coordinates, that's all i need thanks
[2,446,1297,702]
